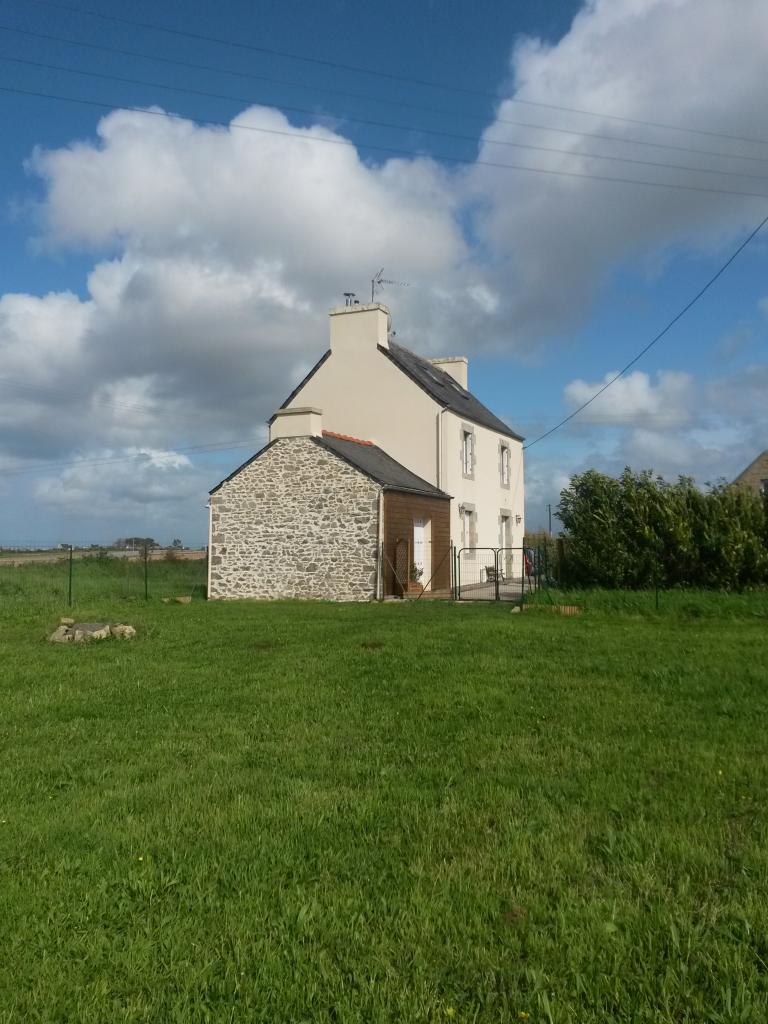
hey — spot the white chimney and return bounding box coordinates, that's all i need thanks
[269,407,323,441]
[329,302,390,353]
[429,356,468,390]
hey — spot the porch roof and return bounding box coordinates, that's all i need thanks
[318,432,451,499]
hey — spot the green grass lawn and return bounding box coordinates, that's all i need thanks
[0,554,206,605]
[1,572,767,1023]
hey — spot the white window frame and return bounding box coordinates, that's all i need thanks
[501,445,511,486]
[462,429,474,476]
[460,506,476,555]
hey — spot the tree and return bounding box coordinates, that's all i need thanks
[171,538,183,549]
[117,536,158,550]
[557,468,768,590]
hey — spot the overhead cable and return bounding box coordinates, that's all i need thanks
[2,83,768,202]
[523,211,768,449]
[21,0,768,148]
[2,22,768,166]
[4,53,768,184]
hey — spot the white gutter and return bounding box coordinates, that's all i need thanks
[376,490,385,600]
[206,500,212,599]
[437,407,448,490]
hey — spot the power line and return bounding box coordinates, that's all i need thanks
[5,52,768,185]
[523,211,768,450]
[20,0,768,149]
[0,439,259,477]
[3,218,765,472]
[3,83,768,202]
[0,374,207,423]
[2,22,768,168]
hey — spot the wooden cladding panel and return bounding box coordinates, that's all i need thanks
[382,491,451,595]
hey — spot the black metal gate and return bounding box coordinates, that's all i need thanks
[455,546,531,602]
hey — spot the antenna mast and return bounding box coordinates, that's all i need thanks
[371,268,410,303]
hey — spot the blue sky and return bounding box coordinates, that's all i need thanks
[1,0,766,546]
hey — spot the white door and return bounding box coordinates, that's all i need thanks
[413,517,431,588]
[501,515,512,577]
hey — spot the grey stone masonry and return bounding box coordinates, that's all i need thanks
[209,437,380,601]
[733,450,768,497]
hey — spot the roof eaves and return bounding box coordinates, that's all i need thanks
[270,348,332,422]
[379,343,525,443]
[209,439,276,494]
[736,449,768,478]
[381,483,452,499]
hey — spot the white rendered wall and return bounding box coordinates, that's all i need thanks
[441,411,525,550]
[285,312,439,485]
[284,304,525,544]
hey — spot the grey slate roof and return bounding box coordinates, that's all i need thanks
[210,434,450,498]
[381,341,524,441]
[317,433,450,498]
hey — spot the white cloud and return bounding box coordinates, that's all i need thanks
[4,0,768,537]
[715,326,756,362]
[31,106,464,274]
[544,358,767,502]
[34,448,206,520]
[549,362,768,489]
[468,0,768,338]
[563,369,695,427]
[524,461,572,530]
[3,105,474,471]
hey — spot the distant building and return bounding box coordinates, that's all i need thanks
[733,450,768,497]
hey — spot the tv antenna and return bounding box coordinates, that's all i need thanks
[371,268,409,303]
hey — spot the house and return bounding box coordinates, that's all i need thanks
[733,450,768,497]
[208,301,524,601]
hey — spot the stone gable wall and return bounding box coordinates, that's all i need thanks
[209,437,380,601]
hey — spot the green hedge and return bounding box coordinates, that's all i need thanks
[556,468,768,590]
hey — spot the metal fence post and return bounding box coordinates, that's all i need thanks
[144,543,149,601]
[68,544,73,607]
[655,538,663,611]
[536,544,541,593]
[520,546,525,609]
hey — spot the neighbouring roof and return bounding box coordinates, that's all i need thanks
[733,449,768,488]
[318,431,449,498]
[381,342,524,441]
[210,432,450,498]
[734,449,768,476]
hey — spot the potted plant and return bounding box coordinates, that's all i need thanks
[408,562,424,594]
